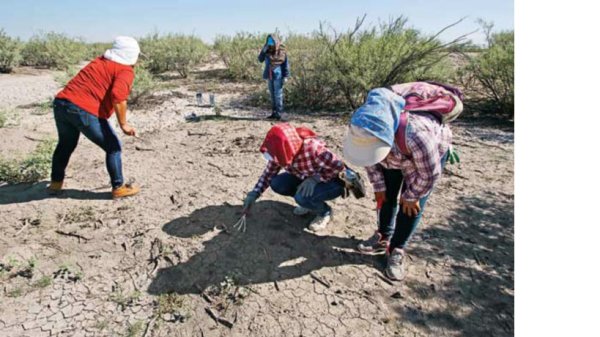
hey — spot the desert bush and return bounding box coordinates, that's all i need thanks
[0,29,22,73]
[85,42,112,60]
[458,26,514,118]
[213,32,268,81]
[21,32,86,70]
[140,33,209,78]
[0,138,57,184]
[128,64,161,105]
[0,109,20,128]
[234,17,467,111]
[55,64,82,88]
[310,16,466,110]
[0,109,7,128]
[282,33,344,110]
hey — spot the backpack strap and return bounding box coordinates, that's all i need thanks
[395,111,411,156]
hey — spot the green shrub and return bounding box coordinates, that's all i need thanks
[0,110,6,128]
[213,32,267,81]
[85,42,112,60]
[459,29,514,118]
[140,33,209,78]
[0,108,20,128]
[0,138,57,184]
[226,17,466,112]
[21,32,86,70]
[283,33,342,110]
[55,64,81,88]
[0,29,21,73]
[311,16,463,110]
[128,64,161,105]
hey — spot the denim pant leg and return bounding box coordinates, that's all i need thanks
[272,77,284,114]
[51,101,81,182]
[389,151,450,250]
[267,80,277,112]
[389,193,431,250]
[294,179,345,216]
[72,108,123,189]
[270,173,302,196]
[378,168,402,239]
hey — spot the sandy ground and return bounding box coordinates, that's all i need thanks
[0,66,514,337]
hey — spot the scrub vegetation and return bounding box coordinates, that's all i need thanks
[0,138,57,184]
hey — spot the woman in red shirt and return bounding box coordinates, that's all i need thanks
[49,36,141,198]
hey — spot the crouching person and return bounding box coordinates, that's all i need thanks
[243,123,345,231]
[49,36,141,199]
[343,87,454,281]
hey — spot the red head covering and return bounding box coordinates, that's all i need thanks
[260,123,316,166]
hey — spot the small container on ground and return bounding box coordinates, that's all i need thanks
[196,92,203,106]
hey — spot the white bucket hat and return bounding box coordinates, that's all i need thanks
[103,36,140,66]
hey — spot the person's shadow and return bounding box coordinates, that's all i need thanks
[148,200,378,295]
[0,181,112,205]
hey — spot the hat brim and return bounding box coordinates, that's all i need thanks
[343,127,391,167]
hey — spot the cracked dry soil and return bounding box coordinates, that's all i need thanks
[0,67,513,337]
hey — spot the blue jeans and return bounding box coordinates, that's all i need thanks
[51,99,124,189]
[267,76,284,115]
[379,151,449,250]
[270,173,344,216]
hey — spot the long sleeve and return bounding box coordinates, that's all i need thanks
[401,131,441,202]
[282,56,290,78]
[366,164,386,192]
[252,160,281,194]
[315,149,344,182]
[258,46,267,63]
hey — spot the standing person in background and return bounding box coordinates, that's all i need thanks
[258,34,290,121]
[48,36,141,199]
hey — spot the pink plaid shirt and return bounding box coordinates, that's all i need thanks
[366,113,452,202]
[253,138,344,194]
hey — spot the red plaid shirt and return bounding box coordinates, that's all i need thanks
[253,138,344,194]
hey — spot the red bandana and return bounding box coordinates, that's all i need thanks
[259,123,316,166]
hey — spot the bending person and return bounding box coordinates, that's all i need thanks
[49,36,141,199]
[343,87,453,281]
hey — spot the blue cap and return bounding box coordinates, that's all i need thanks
[349,88,406,147]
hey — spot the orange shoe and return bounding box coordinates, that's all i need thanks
[47,181,63,195]
[112,184,140,199]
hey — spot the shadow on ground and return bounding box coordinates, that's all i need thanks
[0,181,112,205]
[394,191,514,336]
[148,200,377,295]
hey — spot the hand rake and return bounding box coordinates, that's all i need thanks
[232,211,248,233]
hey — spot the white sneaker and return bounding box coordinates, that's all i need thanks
[385,248,406,281]
[293,206,311,216]
[308,211,332,231]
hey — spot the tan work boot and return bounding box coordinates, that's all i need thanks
[112,184,140,199]
[47,181,63,195]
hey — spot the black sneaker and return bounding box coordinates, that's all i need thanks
[357,231,389,254]
[266,113,282,120]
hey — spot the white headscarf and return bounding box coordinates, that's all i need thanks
[103,36,140,66]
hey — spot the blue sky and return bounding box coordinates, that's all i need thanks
[0,0,513,45]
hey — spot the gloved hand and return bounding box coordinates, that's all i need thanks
[297,176,320,197]
[374,191,386,209]
[243,191,260,212]
[448,147,460,165]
